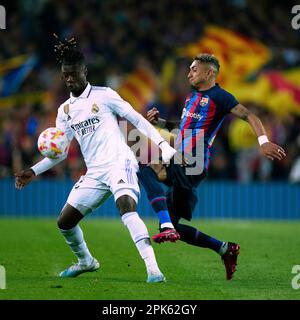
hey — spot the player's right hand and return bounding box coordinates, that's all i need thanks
[147,107,160,125]
[159,141,177,163]
[15,169,35,190]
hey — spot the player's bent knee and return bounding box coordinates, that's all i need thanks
[57,214,78,230]
[57,203,84,230]
[57,216,68,230]
[116,194,137,215]
[114,187,138,210]
[57,215,68,230]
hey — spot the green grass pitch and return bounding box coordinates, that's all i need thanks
[0,218,299,300]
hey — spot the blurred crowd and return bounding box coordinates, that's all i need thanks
[0,0,300,182]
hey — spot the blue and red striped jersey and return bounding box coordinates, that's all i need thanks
[176,84,238,171]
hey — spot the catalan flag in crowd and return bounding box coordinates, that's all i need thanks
[263,69,300,116]
[115,25,300,120]
[177,25,271,86]
[226,69,300,118]
[177,25,300,118]
[117,66,159,114]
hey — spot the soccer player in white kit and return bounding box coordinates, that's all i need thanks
[14,36,179,282]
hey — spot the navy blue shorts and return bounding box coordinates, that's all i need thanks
[164,163,206,221]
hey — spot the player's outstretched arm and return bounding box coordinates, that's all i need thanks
[147,107,179,130]
[130,109,177,162]
[15,168,36,190]
[15,155,67,190]
[230,103,286,161]
[107,89,177,162]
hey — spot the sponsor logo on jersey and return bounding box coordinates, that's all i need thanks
[71,117,100,136]
[181,108,203,121]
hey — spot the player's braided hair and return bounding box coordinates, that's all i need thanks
[194,53,220,74]
[53,33,85,65]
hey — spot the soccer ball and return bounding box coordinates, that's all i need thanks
[37,127,70,159]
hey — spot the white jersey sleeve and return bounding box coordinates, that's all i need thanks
[56,105,74,142]
[106,88,165,146]
[31,155,67,176]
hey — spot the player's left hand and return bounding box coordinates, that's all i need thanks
[260,142,286,161]
[15,169,35,189]
[147,107,159,125]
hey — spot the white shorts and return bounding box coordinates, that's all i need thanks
[66,158,140,215]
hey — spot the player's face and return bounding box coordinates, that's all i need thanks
[188,61,213,87]
[61,64,87,94]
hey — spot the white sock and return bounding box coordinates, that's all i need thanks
[161,222,174,229]
[60,225,93,265]
[122,212,161,275]
[219,242,228,256]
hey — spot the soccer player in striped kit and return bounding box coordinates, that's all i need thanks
[138,53,286,280]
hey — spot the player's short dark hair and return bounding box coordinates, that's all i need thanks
[194,53,220,74]
[53,34,85,66]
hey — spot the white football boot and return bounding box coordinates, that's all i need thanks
[59,258,100,278]
[147,272,166,283]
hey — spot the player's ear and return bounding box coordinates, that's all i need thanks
[84,66,88,77]
[207,67,213,79]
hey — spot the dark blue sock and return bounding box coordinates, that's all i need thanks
[176,224,223,253]
[138,166,172,226]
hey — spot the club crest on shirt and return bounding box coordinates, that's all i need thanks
[200,96,209,107]
[91,103,99,114]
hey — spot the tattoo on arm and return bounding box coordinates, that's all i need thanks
[231,103,266,137]
[230,104,251,121]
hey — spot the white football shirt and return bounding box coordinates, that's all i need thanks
[32,82,166,177]
[56,83,140,176]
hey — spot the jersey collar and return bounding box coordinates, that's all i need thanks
[192,83,219,93]
[70,82,92,103]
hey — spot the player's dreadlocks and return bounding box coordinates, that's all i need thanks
[194,53,220,74]
[53,33,85,65]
